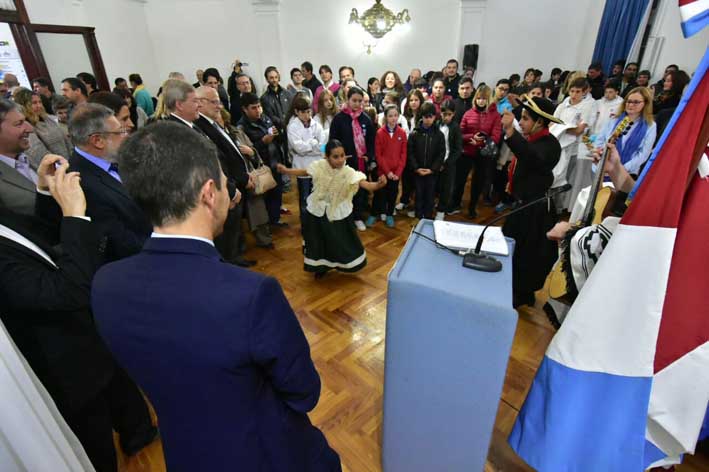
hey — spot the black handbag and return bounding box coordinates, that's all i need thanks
[479,137,499,159]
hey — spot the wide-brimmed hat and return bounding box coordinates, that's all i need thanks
[520,95,564,124]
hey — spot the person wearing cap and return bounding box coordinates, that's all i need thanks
[499,96,562,308]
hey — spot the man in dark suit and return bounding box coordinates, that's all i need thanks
[195,86,260,266]
[0,99,37,214]
[92,122,341,472]
[68,103,152,262]
[0,155,156,472]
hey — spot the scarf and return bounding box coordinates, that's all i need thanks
[611,113,648,166]
[507,127,551,195]
[341,105,367,171]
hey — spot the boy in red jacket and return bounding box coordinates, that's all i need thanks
[367,104,407,228]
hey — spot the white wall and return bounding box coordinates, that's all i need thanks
[30,0,706,101]
[642,0,709,79]
[23,0,161,92]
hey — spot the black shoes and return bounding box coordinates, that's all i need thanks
[233,257,257,267]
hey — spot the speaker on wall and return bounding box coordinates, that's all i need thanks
[463,44,479,70]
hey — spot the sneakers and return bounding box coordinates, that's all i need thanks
[495,202,510,213]
[385,215,395,227]
[380,213,386,221]
[406,210,415,218]
[435,212,445,221]
[354,220,366,231]
[446,206,461,215]
[365,216,377,227]
[395,202,405,211]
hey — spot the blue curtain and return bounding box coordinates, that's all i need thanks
[592,0,650,75]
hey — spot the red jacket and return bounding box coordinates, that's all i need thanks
[460,104,502,156]
[430,94,453,116]
[375,125,408,177]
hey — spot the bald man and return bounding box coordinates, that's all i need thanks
[194,86,255,266]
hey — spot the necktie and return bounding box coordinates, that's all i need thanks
[108,162,122,182]
[14,154,37,184]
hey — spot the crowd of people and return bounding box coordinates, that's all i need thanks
[0,54,693,471]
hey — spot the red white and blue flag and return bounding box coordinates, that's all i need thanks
[680,0,709,37]
[509,45,709,471]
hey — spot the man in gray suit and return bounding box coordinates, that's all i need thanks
[0,99,36,214]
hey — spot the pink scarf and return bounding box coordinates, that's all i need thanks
[341,105,367,171]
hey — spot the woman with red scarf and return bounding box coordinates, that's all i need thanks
[329,86,376,231]
[500,96,562,308]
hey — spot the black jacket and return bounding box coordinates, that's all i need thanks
[444,74,461,99]
[453,96,473,124]
[303,76,323,97]
[0,197,115,414]
[194,115,250,192]
[237,114,285,169]
[505,130,561,201]
[69,151,152,262]
[443,121,463,165]
[588,74,605,100]
[229,91,244,125]
[407,125,446,172]
[261,86,293,130]
[329,111,376,171]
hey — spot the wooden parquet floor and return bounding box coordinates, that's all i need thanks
[117,180,708,472]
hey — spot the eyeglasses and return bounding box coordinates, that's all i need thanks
[626,99,644,105]
[497,87,509,92]
[92,128,129,137]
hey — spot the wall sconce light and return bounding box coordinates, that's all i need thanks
[349,0,411,40]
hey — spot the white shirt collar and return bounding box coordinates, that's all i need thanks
[170,113,194,128]
[151,232,214,246]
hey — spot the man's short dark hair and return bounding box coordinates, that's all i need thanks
[459,77,473,86]
[666,64,679,71]
[319,65,332,75]
[88,91,126,114]
[32,77,51,88]
[413,78,428,89]
[62,77,88,97]
[625,62,639,69]
[338,66,355,77]
[638,69,651,78]
[509,73,520,82]
[240,92,260,109]
[613,59,626,68]
[76,72,97,91]
[117,121,223,227]
[114,77,126,86]
[420,101,436,117]
[496,78,510,86]
[588,62,603,71]
[551,67,562,76]
[446,59,459,67]
[301,61,313,73]
[128,74,143,85]
[264,66,279,80]
[290,68,302,80]
[440,99,455,113]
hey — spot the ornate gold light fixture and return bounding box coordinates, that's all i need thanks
[349,0,411,40]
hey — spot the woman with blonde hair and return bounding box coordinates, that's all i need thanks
[12,87,72,169]
[595,86,656,176]
[453,84,502,218]
[313,88,338,141]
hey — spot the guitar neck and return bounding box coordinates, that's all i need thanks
[580,146,609,226]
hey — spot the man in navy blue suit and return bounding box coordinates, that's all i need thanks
[91,121,341,472]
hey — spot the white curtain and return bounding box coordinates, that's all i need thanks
[626,0,654,64]
[0,319,95,472]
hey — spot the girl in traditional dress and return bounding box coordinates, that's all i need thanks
[277,140,386,278]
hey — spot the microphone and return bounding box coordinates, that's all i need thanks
[463,184,572,272]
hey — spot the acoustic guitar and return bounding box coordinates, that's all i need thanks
[546,116,633,302]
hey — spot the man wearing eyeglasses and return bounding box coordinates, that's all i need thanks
[68,103,153,262]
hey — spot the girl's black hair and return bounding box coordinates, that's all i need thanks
[347,86,365,99]
[325,139,345,156]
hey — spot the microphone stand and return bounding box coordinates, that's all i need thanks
[463,184,572,272]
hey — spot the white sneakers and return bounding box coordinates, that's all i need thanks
[407,210,415,218]
[395,203,405,211]
[354,220,366,231]
[435,212,446,221]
